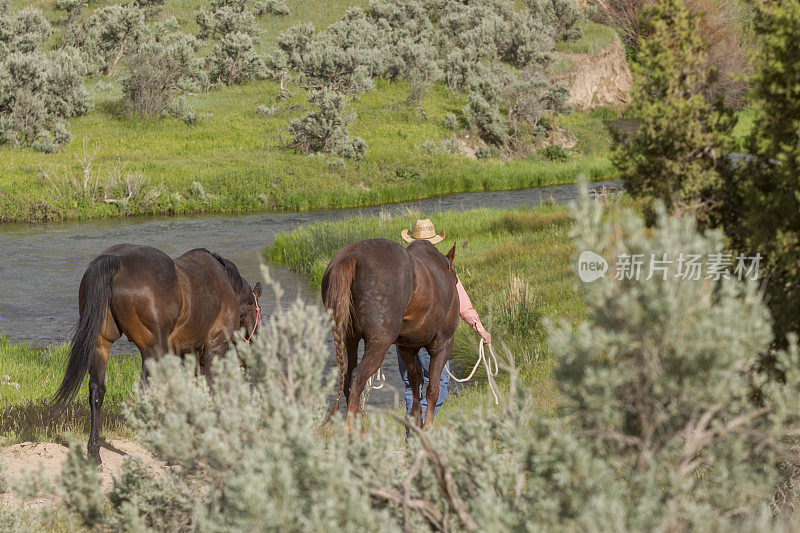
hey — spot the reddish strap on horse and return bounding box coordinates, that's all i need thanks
[244,291,261,343]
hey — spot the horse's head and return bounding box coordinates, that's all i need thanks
[239,281,263,341]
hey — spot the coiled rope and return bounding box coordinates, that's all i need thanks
[445,341,500,405]
[366,367,386,390]
[364,342,501,405]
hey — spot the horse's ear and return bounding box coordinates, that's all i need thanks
[253,282,262,298]
[446,243,456,264]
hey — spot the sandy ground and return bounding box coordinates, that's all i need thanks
[1,439,162,509]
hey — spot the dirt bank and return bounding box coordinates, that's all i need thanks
[1,439,161,509]
[560,37,633,110]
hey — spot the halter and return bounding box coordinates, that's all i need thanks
[243,291,261,343]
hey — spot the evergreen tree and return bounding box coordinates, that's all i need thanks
[612,0,733,225]
[719,0,800,352]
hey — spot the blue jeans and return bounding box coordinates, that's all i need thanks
[397,349,450,417]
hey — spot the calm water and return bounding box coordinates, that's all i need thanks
[0,180,618,406]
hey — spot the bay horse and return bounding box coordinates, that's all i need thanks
[52,244,262,463]
[321,238,459,430]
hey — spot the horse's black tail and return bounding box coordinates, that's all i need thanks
[321,255,357,425]
[52,255,120,412]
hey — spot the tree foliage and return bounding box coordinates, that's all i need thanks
[718,0,800,355]
[612,0,732,224]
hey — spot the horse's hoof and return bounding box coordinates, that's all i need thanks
[88,448,102,466]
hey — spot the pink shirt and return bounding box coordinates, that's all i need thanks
[456,276,485,334]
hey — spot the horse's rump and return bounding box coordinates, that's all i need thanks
[321,238,459,428]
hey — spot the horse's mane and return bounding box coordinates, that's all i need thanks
[208,250,248,296]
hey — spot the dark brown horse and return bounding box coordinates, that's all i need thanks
[321,238,459,430]
[52,244,262,463]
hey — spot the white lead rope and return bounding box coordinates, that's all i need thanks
[366,366,386,390]
[364,342,501,404]
[445,341,501,405]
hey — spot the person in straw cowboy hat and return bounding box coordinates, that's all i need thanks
[398,218,492,417]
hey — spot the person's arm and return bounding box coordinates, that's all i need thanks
[456,277,492,344]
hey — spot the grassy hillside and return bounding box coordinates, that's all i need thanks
[0,0,618,222]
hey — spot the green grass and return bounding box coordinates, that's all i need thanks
[0,1,616,222]
[0,77,613,222]
[556,21,620,55]
[267,203,586,414]
[12,0,366,54]
[0,336,140,445]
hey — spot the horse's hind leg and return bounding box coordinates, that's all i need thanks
[136,329,170,385]
[88,333,117,464]
[342,336,360,401]
[422,337,454,429]
[397,346,423,427]
[345,338,392,431]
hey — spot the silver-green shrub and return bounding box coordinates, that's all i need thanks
[537,190,800,529]
[0,45,90,151]
[78,4,147,76]
[255,0,290,16]
[206,31,266,86]
[526,0,583,42]
[0,4,51,57]
[135,0,166,19]
[275,13,378,95]
[196,0,261,40]
[288,88,366,159]
[121,31,206,118]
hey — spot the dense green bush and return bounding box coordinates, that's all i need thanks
[718,0,800,359]
[612,0,731,225]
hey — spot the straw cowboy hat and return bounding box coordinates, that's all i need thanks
[401,219,445,244]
